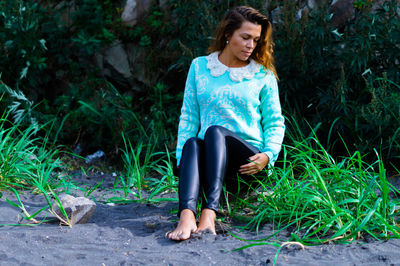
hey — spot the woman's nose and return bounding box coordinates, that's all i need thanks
[247,40,255,48]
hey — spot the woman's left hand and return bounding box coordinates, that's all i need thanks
[239,153,269,175]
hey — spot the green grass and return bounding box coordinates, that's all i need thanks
[108,133,178,204]
[0,112,62,190]
[0,109,75,226]
[106,116,400,247]
[220,120,400,265]
[229,119,400,251]
[2,98,399,252]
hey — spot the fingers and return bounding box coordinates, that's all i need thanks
[239,167,258,175]
[239,153,269,175]
[239,161,261,175]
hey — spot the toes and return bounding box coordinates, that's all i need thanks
[168,231,180,240]
[168,230,190,241]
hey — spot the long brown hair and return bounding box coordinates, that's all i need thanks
[208,6,277,78]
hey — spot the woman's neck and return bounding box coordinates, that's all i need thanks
[218,49,249,68]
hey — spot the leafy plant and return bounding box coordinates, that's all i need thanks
[0,0,48,92]
[230,118,400,246]
[0,112,61,190]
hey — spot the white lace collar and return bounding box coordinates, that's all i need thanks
[206,52,261,82]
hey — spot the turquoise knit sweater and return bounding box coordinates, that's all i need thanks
[176,52,285,166]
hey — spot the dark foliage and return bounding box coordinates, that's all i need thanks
[0,0,399,166]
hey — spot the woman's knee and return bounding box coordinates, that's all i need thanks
[183,137,203,149]
[204,125,227,140]
[182,137,204,157]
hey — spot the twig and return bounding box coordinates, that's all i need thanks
[280,241,306,250]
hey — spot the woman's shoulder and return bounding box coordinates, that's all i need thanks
[257,67,277,81]
[187,55,209,73]
[191,55,209,65]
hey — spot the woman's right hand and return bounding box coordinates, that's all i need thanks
[239,153,269,175]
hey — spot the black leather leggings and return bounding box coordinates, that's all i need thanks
[178,125,260,215]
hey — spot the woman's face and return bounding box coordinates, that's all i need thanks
[226,21,262,62]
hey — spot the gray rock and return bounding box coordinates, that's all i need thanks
[121,0,152,27]
[104,41,132,80]
[329,0,355,28]
[331,0,339,6]
[52,194,96,226]
[95,41,148,90]
[307,0,329,9]
[159,0,169,10]
[73,143,82,156]
[270,7,282,24]
[125,43,152,86]
[307,0,316,9]
[85,150,105,165]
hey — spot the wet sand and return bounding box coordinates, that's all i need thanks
[1,173,400,265]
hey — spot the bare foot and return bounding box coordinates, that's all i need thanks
[168,209,197,241]
[196,208,216,235]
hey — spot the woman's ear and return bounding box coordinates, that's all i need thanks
[225,34,232,45]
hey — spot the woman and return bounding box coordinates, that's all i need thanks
[168,6,285,241]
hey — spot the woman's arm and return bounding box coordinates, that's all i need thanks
[259,73,285,166]
[176,59,201,166]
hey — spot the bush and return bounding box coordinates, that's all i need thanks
[1,0,399,166]
[0,0,128,155]
[274,0,400,162]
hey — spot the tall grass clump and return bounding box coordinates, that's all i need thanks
[0,105,74,225]
[0,112,62,190]
[235,119,400,245]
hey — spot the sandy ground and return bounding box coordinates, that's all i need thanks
[1,173,400,266]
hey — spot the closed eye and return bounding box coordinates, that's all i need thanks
[241,35,260,42]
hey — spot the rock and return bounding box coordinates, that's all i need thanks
[297,6,310,20]
[331,0,339,5]
[307,0,317,9]
[85,150,105,164]
[329,0,355,29]
[121,0,152,27]
[159,0,168,10]
[104,41,132,81]
[52,194,96,226]
[95,40,149,90]
[125,43,152,86]
[307,0,329,9]
[95,40,145,90]
[122,0,137,26]
[73,143,82,156]
[270,7,282,24]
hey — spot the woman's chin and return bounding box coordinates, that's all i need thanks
[239,54,251,62]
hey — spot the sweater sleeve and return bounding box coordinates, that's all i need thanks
[259,73,285,165]
[175,59,200,166]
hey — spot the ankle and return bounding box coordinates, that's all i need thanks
[180,209,196,221]
[201,208,216,218]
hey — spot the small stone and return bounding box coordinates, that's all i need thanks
[85,150,105,164]
[73,143,82,155]
[52,194,96,226]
